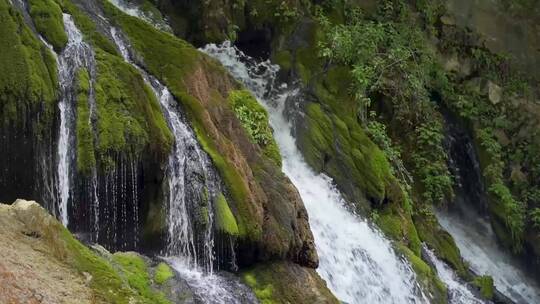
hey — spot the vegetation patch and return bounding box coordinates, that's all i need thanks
[472,275,494,300]
[28,0,68,51]
[154,262,174,285]
[0,0,57,130]
[228,90,281,166]
[214,193,240,236]
[75,68,97,175]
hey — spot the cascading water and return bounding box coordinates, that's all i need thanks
[424,246,487,304]
[109,25,255,303]
[437,209,540,304]
[203,41,428,304]
[107,0,172,32]
[439,112,540,304]
[55,13,97,226]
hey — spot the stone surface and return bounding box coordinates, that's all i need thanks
[0,200,94,304]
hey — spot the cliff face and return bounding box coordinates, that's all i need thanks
[2,0,540,302]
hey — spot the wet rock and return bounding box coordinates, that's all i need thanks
[487,81,502,105]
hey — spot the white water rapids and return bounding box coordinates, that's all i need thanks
[203,41,430,304]
[437,207,540,304]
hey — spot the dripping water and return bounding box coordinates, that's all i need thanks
[109,24,256,304]
[203,41,429,304]
[55,13,96,226]
[423,246,487,304]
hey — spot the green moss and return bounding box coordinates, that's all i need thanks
[112,252,171,304]
[472,275,494,300]
[93,49,173,166]
[101,2,262,240]
[228,90,282,167]
[414,209,469,278]
[75,68,96,175]
[55,0,119,55]
[398,245,447,303]
[243,273,275,304]
[241,262,339,304]
[376,200,421,255]
[273,50,292,72]
[0,0,57,129]
[28,0,67,51]
[154,262,174,285]
[214,193,239,236]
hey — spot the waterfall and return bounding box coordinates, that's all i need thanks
[437,209,540,304]
[108,0,172,32]
[202,41,428,304]
[109,23,257,304]
[424,246,487,304]
[440,110,540,304]
[55,13,96,226]
[110,26,220,271]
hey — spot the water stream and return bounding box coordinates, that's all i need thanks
[440,111,540,304]
[203,41,429,304]
[55,13,97,226]
[424,246,487,304]
[109,24,253,303]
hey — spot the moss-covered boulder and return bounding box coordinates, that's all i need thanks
[101,0,318,268]
[241,261,339,304]
[0,199,178,304]
[28,0,68,51]
[0,0,58,205]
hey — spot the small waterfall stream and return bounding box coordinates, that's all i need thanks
[440,112,540,304]
[424,246,487,304]
[109,24,255,303]
[55,13,97,226]
[203,41,429,304]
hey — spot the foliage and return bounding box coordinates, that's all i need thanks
[366,111,410,187]
[228,90,282,166]
[472,275,494,300]
[316,2,453,205]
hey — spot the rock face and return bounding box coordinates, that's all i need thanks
[0,200,94,304]
[445,0,540,78]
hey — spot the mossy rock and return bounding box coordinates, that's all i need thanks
[75,68,97,176]
[28,0,68,51]
[93,48,173,168]
[413,208,470,279]
[101,0,318,267]
[241,262,339,304]
[472,275,495,300]
[154,262,174,285]
[0,0,57,129]
[56,0,120,55]
[397,245,447,304]
[3,200,171,304]
[214,193,240,236]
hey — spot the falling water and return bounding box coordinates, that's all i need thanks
[55,14,96,226]
[440,110,540,304]
[424,246,487,304]
[203,41,428,304]
[437,208,540,304]
[109,24,257,303]
[107,0,172,32]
